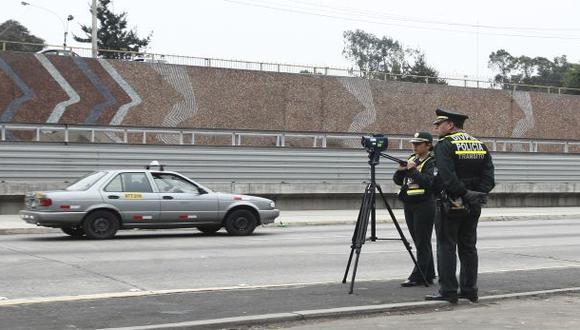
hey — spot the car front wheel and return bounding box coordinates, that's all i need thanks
[82,211,119,239]
[61,226,85,238]
[224,210,257,236]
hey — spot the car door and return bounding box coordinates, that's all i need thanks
[151,172,218,224]
[101,172,161,224]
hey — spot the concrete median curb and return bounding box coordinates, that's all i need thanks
[101,287,580,330]
[2,211,580,235]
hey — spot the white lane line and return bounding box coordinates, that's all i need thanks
[2,264,580,307]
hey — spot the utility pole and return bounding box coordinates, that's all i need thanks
[91,0,97,58]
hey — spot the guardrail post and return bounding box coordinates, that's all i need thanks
[502,142,507,152]
[529,141,534,152]
[281,133,286,147]
[1,42,5,51]
[231,133,236,146]
[564,141,569,153]
[277,64,280,72]
[492,140,497,151]
[547,87,551,94]
[558,88,561,95]
[399,139,403,149]
[123,129,128,143]
[142,131,147,144]
[321,135,326,148]
[312,136,317,147]
[36,128,40,142]
[191,133,195,145]
[1,125,5,141]
[259,63,263,71]
[64,125,69,143]
[91,130,95,143]
[324,67,328,75]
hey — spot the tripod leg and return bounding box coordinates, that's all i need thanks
[343,184,373,291]
[342,247,355,284]
[349,249,362,294]
[376,185,430,287]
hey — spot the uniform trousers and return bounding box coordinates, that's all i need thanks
[403,197,436,282]
[435,202,482,297]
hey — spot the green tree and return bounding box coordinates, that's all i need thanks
[0,20,44,52]
[342,29,445,84]
[563,64,580,94]
[74,0,151,59]
[488,49,571,90]
[404,53,447,84]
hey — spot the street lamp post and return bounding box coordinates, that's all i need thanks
[21,1,74,49]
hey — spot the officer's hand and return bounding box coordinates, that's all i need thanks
[406,161,417,170]
[463,190,487,205]
[397,164,406,171]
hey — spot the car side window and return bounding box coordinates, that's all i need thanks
[104,175,123,192]
[152,173,200,194]
[105,173,153,193]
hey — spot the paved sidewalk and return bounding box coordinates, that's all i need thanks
[2,207,580,235]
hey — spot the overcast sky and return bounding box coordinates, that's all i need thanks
[2,0,580,80]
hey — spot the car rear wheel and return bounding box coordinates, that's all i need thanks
[224,210,257,236]
[197,225,222,235]
[82,211,119,239]
[61,227,85,238]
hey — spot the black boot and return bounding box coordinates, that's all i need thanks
[425,293,458,304]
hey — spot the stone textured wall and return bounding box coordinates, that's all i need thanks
[1,51,579,140]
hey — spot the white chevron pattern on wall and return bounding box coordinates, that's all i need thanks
[152,63,198,144]
[34,54,80,123]
[511,91,534,151]
[338,77,377,147]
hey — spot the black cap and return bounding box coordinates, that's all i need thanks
[410,131,433,143]
[432,108,469,126]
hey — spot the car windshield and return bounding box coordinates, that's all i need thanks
[66,171,107,191]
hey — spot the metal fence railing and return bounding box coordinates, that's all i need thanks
[2,123,580,154]
[2,40,580,95]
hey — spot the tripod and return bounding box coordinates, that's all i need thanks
[342,150,429,294]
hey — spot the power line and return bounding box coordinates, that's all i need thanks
[223,0,580,40]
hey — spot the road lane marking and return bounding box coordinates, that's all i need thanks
[2,264,580,307]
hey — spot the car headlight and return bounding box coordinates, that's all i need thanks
[270,201,276,208]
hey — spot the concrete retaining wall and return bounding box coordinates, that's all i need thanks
[1,51,580,145]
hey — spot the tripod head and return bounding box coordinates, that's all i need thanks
[361,134,407,167]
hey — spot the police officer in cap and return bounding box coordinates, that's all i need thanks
[393,132,437,287]
[425,108,495,303]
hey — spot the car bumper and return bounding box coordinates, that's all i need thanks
[19,210,85,227]
[259,209,280,225]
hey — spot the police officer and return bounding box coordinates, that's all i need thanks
[393,132,437,287]
[425,108,495,304]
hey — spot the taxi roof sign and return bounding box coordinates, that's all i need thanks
[146,160,165,171]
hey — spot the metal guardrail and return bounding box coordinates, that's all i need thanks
[2,123,580,153]
[1,143,579,186]
[2,40,580,95]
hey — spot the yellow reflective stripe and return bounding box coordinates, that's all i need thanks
[447,132,465,138]
[407,189,425,195]
[451,140,481,144]
[455,150,487,155]
[417,156,431,172]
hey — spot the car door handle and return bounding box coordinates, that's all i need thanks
[163,196,174,200]
[108,195,120,199]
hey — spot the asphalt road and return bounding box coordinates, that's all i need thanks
[1,219,580,329]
